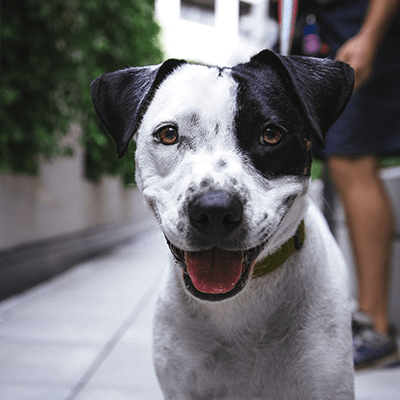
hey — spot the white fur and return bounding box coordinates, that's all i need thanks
[136,65,306,252]
[153,201,354,399]
[133,64,354,399]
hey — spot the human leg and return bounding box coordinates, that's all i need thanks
[328,155,394,334]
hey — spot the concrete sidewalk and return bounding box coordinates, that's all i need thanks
[1,225,399,400]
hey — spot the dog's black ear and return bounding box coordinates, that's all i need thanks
[249,50,354,147]
[90,59,187,158]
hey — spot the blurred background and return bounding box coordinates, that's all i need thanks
[1,1,400,398]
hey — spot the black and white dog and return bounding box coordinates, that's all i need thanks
[91,50,355,399]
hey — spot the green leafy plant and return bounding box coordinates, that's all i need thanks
[1,0,164,185]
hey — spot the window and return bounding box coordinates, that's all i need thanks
[239,1,253,36]
[181,0,216,26]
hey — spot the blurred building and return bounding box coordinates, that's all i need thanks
[156,0,278,66]
[0,124,154,300]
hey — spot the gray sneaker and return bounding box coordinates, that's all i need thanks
[352,310,399,369]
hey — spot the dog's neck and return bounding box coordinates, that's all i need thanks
[252,220,305,278]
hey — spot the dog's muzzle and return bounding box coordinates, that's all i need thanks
[166,190,266,301]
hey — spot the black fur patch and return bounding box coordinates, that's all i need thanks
[231,63,312,179]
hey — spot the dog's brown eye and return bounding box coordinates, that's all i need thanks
[260,127,282,145]
[159,127,179,145]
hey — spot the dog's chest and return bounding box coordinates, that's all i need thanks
[154,271,314,399]
[155,315,309,400]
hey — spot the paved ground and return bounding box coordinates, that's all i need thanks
[1,224,399,400]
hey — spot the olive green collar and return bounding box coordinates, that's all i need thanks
[252,220,305,278]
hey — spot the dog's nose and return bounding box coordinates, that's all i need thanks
[189,190,243,236]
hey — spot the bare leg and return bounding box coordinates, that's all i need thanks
[328,156,394,334]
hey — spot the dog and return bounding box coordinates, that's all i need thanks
[91,49,355,399]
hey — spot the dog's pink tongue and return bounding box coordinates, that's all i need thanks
[186,248,243,294]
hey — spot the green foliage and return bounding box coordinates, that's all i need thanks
[379,156,400,169]
[310,159,323,181]
[1,0,164,184]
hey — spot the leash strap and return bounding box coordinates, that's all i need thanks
[252,220,305,278]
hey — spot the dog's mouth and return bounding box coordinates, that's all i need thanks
[166,239,265,301]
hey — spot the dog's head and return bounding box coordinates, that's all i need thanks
[91,50,354,301]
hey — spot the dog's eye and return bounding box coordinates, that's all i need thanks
[158,127,179,145]
[260,127,283,145]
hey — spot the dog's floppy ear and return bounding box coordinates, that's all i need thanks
[90,59,187,158]
[249,50,354,147]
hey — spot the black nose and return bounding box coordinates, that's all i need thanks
[188,190,243,236]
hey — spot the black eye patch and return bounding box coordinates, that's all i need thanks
[232,68,311,178]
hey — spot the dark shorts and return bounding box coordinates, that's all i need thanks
[315,0,400,156]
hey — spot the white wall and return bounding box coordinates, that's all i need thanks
[156,0,278,66]
[0,123,150,252]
